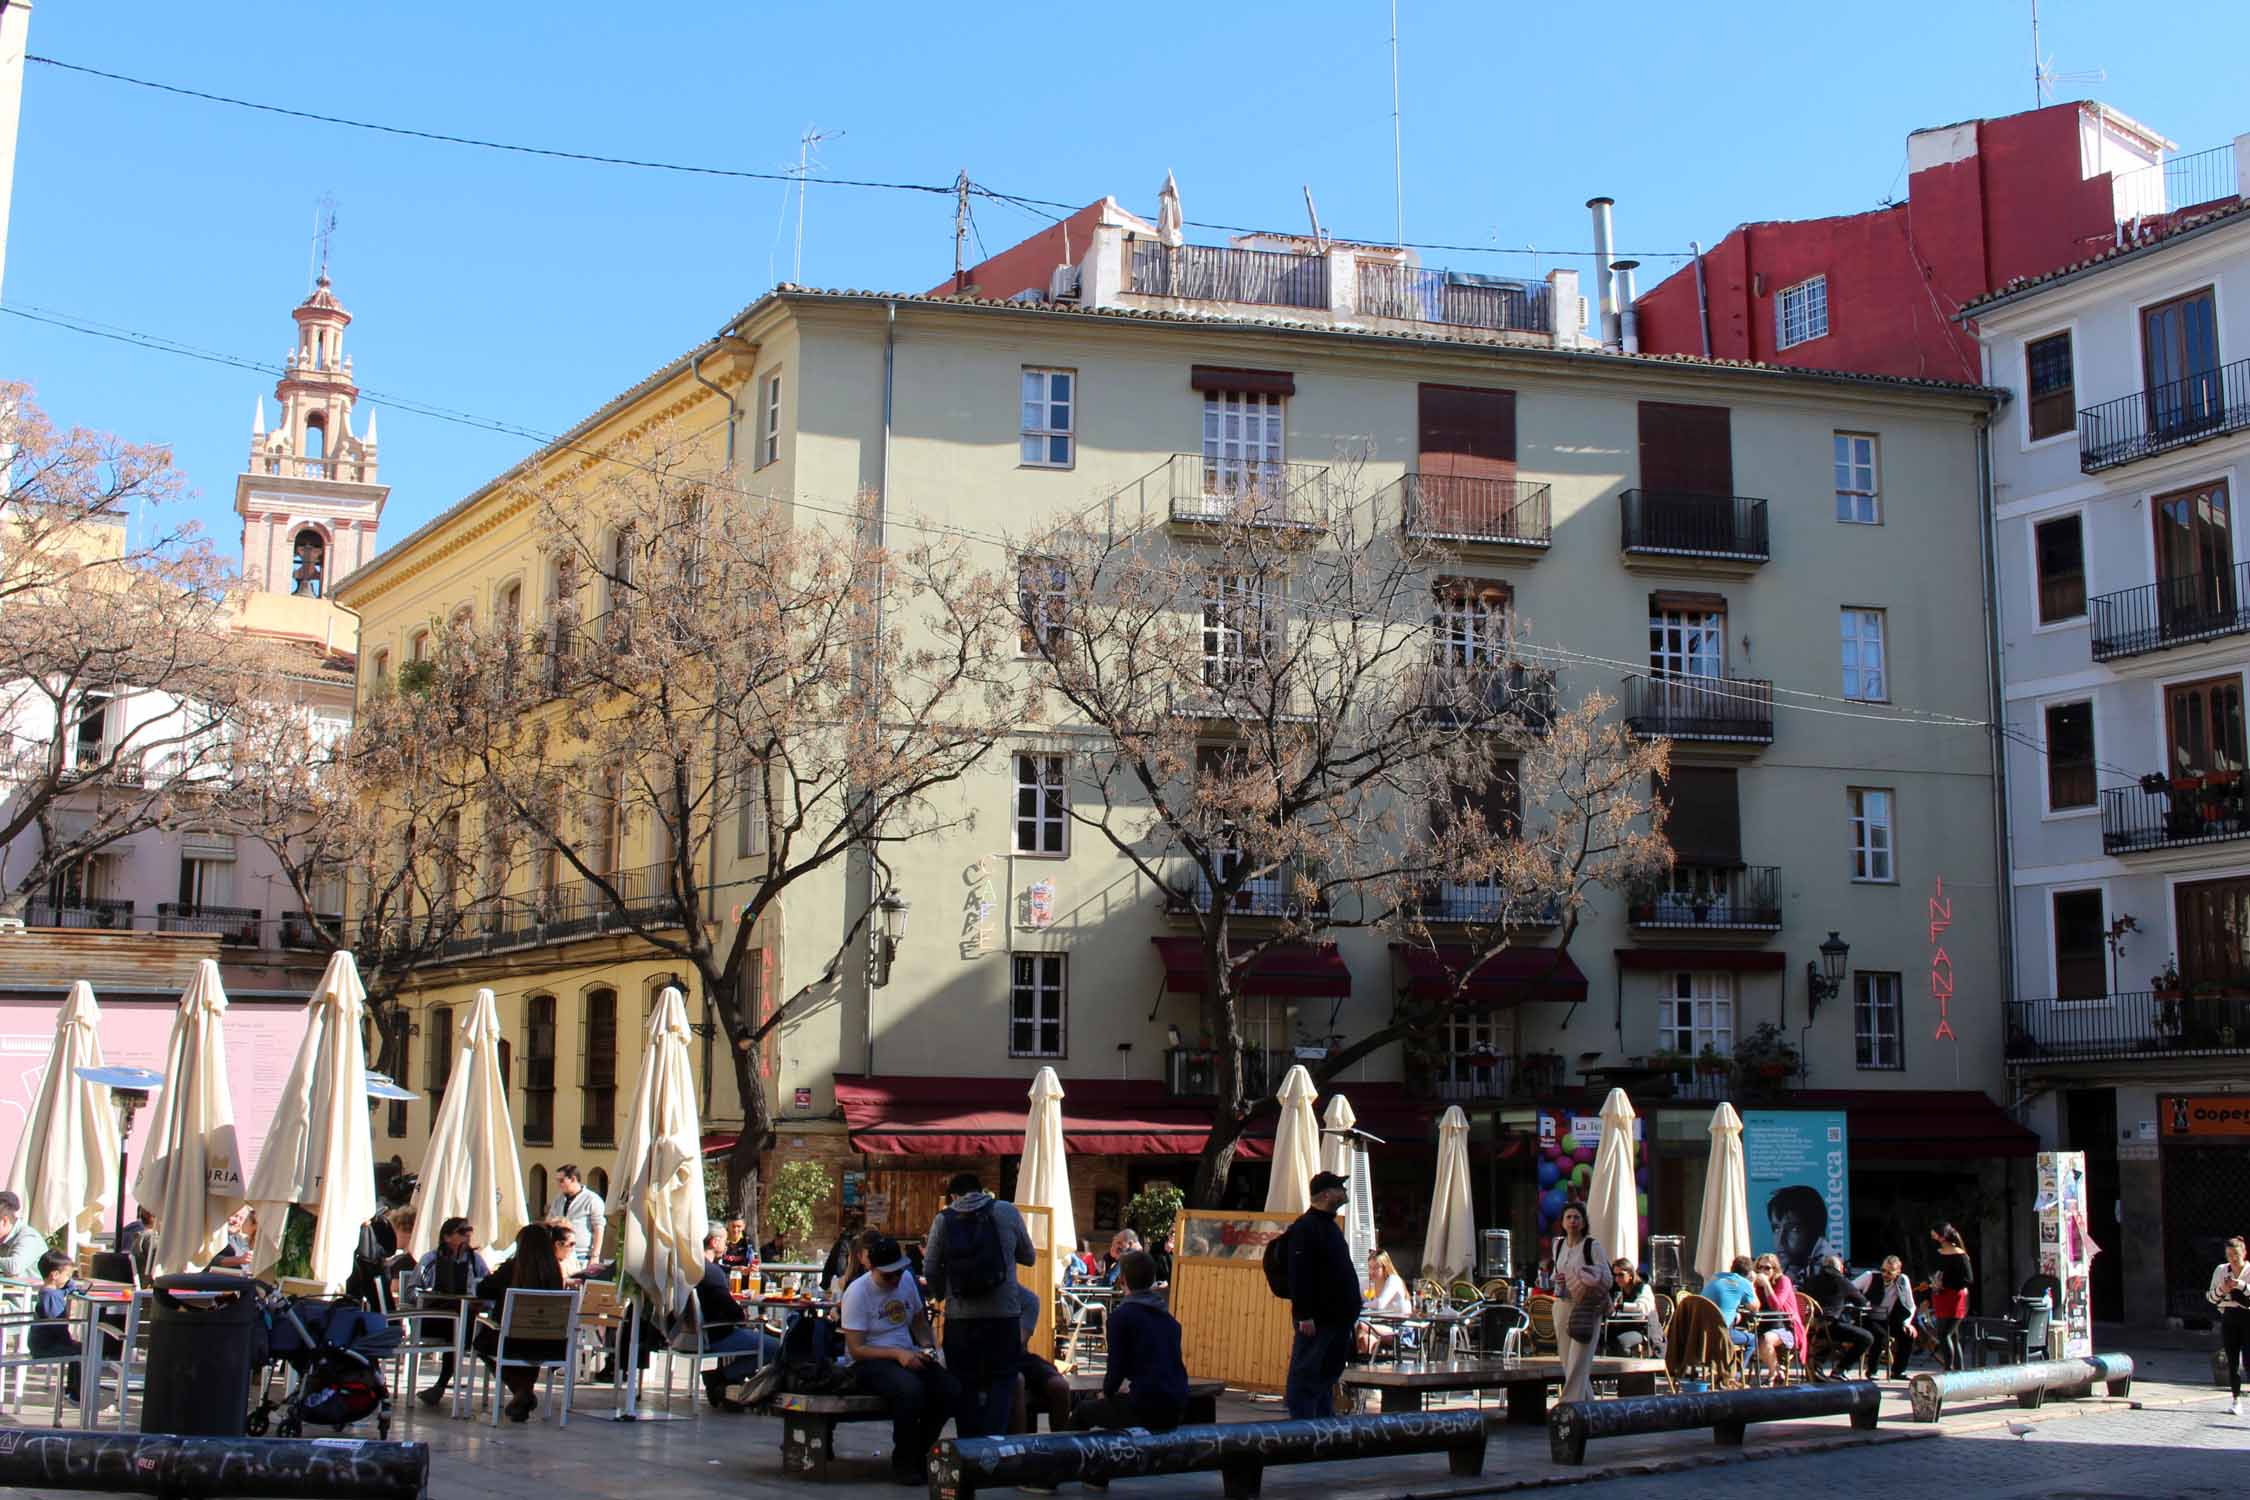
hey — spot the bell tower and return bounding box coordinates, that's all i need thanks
[234,272,388,599]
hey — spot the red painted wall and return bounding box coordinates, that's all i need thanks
[1636,103,2135,381]
[927,202,1108,300]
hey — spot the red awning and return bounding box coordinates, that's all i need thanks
[1616,947,1788,972]
[1390,944,1588,1004]
[1786,1089,2039,1161]
[1151,937,1352,997]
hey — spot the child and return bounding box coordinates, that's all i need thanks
[29,1250,86,1404]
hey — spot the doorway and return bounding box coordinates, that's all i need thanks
[2064,1089,2124,1322]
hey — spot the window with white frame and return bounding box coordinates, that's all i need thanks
[757,370,782,468]
[1201,390,1284,505]
[1009,953,1066,1057]
[1649,606,1725,678]
[1840,608,1888,701]
[1020,368,1074,467]
[1853,972,1903,1070]
[1849,787,1895,882]
[1657,971,1735,1055]
[1777,275,1829,348]
[1432,581,1511,669]
[734,759,766,859]
[1014,752,1067,856]
[1201,571,1278,688]
[1440,1010,1511,1097]
[1834,433,1879,523]
[1017,555,1068,656]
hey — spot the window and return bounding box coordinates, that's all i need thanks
[1017,555,1068,656]
[2152,480,2236,638]
[2175,876,2250,991]
[1840,608,1888,701]
[1657,971,1735,1055]
[290,529,327,597]
[1014,752,1067,856]
[580,987,618,1145]
[1833,433,1879,523]
[2044,701,2096,811]
[409,629,430,663]
[71,691,112,768]
[527,1165,547,1215]
[1439,1010,1511,1098]
[1020,368,1075,467]
[734,759,765,860]
[1009,953,1067,1058]
[2051,889,2108,1001]
[2025,331,2075,441]
[371,649,390,687]
[523,994,556,1145]
[387,1028,411,1138]
[2141,287,2221,440]
[1853,973,1904,1070]
[1432,581,1512,669]
[758,370,782,468]
[437,811,463,911]
[1649,602,1725,678]
[1201,571,1278,689]
[177,852,233,908]
[498,580,523,635]
[2033,515,2086,624]
[2165,673,2247,781]
[1200,390,1285,508]
[426,1006,454,1112]
[1848,788,1894,882]
[1776,275,1829,349]
[593,770,622,878]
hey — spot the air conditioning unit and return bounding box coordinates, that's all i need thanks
[1049,265,1082,303]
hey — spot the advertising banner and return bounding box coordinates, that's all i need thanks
[1534,1108,1648,1252]
[1743,1109,1849,1282]
[2037,1150,2095,1357]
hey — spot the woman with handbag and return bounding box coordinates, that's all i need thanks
[2208,1235,2250,1415]
[1551,1202,1609,1403]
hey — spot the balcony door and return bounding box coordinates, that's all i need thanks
[1653,767,1742,919]
[2175,876,2250,995]
[2152,479,2236,636]
[1417,385,1516,533]
[2142,287,2221,440]
[2050,888,2108,1002]
[2164,674,2246,782]
[1638,402,1733,496]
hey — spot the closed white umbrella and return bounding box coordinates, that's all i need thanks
[1421,1105,1475,1284]
[7,981,120,1249]
[245,952,377,1288]
[610,985,707,1327]
[1156,170,1185,248]
[1587,1087,1639,1266]
[411,987,529,1260]
[1015,1065,1075,1259]
[1262,1065,1322,1216]
[132,959,246,1277]
[1318,1093,1358,1180]
[1695,1103,1753,1279]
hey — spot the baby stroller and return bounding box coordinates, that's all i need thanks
[247,1289,402,1439]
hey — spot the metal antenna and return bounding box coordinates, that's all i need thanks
[2030,0,2105,107]
[309,193,338,289]
[1389,0,1404,247]
[954,170,971,292]
[791,126,843,285]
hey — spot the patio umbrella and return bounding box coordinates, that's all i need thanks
[411,987,529,1260]
[1156,170,1185,248]
[1695,1102,1753,1279]
[1587,1087,1640,1266]
[1421,1105,1475,1284]
[609,985,706,1327]
[1015,1065,1075,1259]
[132,958,246,1278]
[1318,1093,1358,1180]
[244,951,378,1288]
[1262,1065,1322,1216]
[7,981,120,1249]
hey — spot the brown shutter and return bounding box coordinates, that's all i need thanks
[1638,401,1734,496]
[1649,590,1728,615]
[1191,365,1295,396]
[1656,766,1740,866]
[1417,385,1517,481]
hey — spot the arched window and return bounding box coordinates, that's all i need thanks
[426,1006,454,1111]
[527,1164,548,1216]
[587,1167,610,1197]
[303,415,326,464]
[290,529,327,598]
[523,994,557,1145]
[450,604,474,637]
[603,529,635,647]
[498,1038,512,1095]
[580,987,618,1146]
[498,580,523,634]
[370,648,391,688]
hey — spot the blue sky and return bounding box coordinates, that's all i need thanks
[7,1,2247,549]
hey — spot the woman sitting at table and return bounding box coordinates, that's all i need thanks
[1606,1258,1664,1357]
[414,1216,490,1409]
[1749,1253,1808,1384]
[472,1223,570,1423]
[1354,1249,1417,1357]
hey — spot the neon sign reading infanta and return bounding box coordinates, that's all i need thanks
[1928,877,1955,1042]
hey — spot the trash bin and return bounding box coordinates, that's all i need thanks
[141,1273,269,1437]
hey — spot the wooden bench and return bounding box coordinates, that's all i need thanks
[930,1410,1488,1499]
[1341,1356,1665,1424]
[1547,1379,1880,1465]
[770,1392,889,1482]
[1055,1371,1223,1427]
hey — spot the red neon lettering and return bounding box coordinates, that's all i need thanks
[1928,876,1951,942]
[1929,878,1956,1044]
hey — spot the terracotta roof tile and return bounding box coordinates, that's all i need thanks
[1962,198,2250,313]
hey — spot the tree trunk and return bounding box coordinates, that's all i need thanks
[725,1035,772,1237]
[1190,1118,1247,1209]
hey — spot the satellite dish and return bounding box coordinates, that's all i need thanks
[364,1073,418,1103]
[73,1066,165,1093]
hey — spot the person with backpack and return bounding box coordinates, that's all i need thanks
[841,1236,959,1486]
[1277,1170,1359,1418]
[921,1171,1036,1440]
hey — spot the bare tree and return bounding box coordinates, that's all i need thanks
[1012,466,1671,1205]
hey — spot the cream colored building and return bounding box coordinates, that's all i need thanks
[341,214,2030,1265]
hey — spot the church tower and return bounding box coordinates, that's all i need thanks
[233,273,387,599]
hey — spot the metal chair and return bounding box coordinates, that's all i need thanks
[0,1293,92,1425]
[388,1271,464,1407]
[660,1302,764,1422]
[463,1288,582,1426]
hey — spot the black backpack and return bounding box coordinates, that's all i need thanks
[940,1206,1010,1298]
[1262,1224,1295,1299]
[778,1310,854,1395]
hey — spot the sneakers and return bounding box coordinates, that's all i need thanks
[417,1386,449,1409]
[2230,1396,2241,1417]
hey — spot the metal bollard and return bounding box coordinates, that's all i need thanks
[1907,1354,2134,1422]
[0,1430,429,1499]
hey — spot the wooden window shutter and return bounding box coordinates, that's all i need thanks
[1650,590,1728,615]
[1190,365,1295,397]
[1656,766,1741,866]
[1638,401,1734,496]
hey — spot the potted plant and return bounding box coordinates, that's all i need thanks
[1732,1022,1801,1095]
[2152,957,2183,999]
[1694,1044,1731,1078]
[1649,1047,1693,1080]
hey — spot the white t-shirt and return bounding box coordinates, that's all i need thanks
[841,1271,925,1353]
[1369,1272,1411,1314]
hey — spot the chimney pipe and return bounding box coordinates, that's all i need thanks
[1587,197,1619,348]
[1612,259,1641,354]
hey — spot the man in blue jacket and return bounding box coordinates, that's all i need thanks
[1074,1250,1188,1432]
[1283,1171,1359,1418]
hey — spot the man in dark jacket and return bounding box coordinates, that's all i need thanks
[1075,1250,1188,1432]
[1283,1171,1359,1418]
[1800,1254,1875,1380]
[922,1171,1036,1439]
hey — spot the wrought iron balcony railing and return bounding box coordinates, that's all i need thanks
[1621,674,1775,744]
[2006,989,2250,1064]
[23,896,134,930]
[155,902,262,944]
[1141,453,1332,530]
[1629,865,1782,930]
[1129,242,1330,309]
[1395,474,1553,547]
[1619,490,1770,562]
[2101,778,2250,854]
[1420,662,1559,731]
[1411,886,1563,926]
[2088,563,2250,660]
[2079,356,2250,472]
[1164,1046,1294,1098]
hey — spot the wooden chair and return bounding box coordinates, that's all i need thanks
[277,1278,333,1300]
[1661,1292,1741,1391]
[1523,1291,1557,1356]
[1478,1279,1516,1307]
[464,1288,582,1426]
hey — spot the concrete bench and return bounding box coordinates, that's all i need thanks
[1908,1354,2133,1422]
[769,1392,889,1482]
[0,1431,430,1499]
[1341,1355,1665,1423]
[1046,1372,1223,1428]
[930,1410,1488,1499]
[1548,1379,1879,1465]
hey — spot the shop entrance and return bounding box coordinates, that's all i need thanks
[2064,1089,2125,1322]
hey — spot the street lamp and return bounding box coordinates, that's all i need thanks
[1807,930,1850,1020]
[74,1065,163,1240]
[870,891,911,989]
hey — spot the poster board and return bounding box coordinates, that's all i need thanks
[2036,1150,2094,1357]
[1742,1109,1850,1283]
[1169,1207,1297,1393]
[1016,1203,1057,1363]
[1535,1108,1649,1255]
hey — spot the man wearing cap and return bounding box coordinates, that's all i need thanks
[1283,1170,1359,1419]
[841,1235,958,1486]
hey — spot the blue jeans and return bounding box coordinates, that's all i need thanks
[705,1324,777,1381]
[852,1356,960,1477]
[1284,1323,1353,1419]
[941,1315,1022,1439]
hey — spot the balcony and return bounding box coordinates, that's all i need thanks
[1412,885,1563,927]
[1355,263,1551,335]
[24,897,134,930]
[1621,674,1775,748]
[63,741,146,787]
[2005,990,2250,1065]
[1394,474,1552,551]
[156,902,262,945]
[1619,490,1770,573]
[2102,777,2250,855]
[2078,357,2250,472]
[279,910,343,949]
[1129,242,1330,309]
[402,863,689,966]
[1164,863,1322,922]
[1629,865,1782,931]
[1129,453,1331,533]
[1407,1049,1566,1104]
[1165,1045,1294,1098]
[2088,564,2250,661]
[1420,662,1560,731]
